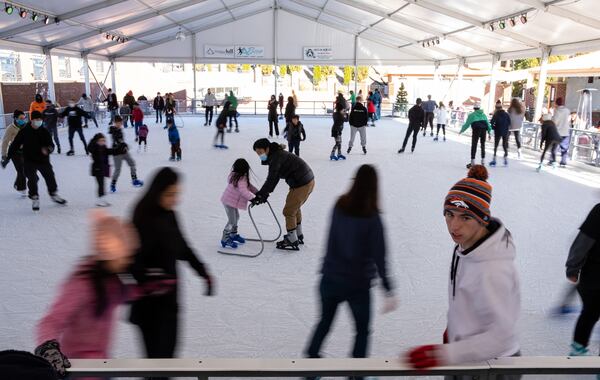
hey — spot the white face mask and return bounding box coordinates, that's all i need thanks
[68,102,75,107]
[32,120,43,128]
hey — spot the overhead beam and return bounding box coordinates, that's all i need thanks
[112,7,272,58]
[219,0,237,20]
[0,0,128,39]
[85,0,257,55]
[316,0,330,22]
[519,0,600,30]
[44,0,208,50]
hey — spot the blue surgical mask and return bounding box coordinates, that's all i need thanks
[259,154,268,162]
[16,119,26,126]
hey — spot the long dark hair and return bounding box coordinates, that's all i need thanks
[132,167,179,226]
[336,164,379,217]
[76,260,123,318]
[230,158,250,187]
[508,98,523,114]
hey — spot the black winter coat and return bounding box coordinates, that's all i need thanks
[88,143,113,177]
[7,124,53,164]
[490,109,511,136]
[408,104,425,127]
[60,106,88,129]
[349,103,369,127]
[331,112,344,137]
[108,126,129,155]
[284,121,306,142]
[130,209,209,324]
[105,93,119,111]
[285,102,296,123]
[42,106,59,129]
[540,120,561,146]
[153,96,165,110]
[257,142,314,197]
[268,100,279,121]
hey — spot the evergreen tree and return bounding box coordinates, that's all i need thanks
[394,83,409,115]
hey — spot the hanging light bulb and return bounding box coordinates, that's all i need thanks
[175,30,185,41]
[111,35,116,41]
[43,15,50,24]
[499,20,506,29]
[509,18,516,27]
[19,8,27,18]
[31,12,38,22]
[489,23,495,32]
[5,3,13,15]
[520,14,528,24]
[436,38,440,45]
[106,34,111,40]
[422,42,425,48]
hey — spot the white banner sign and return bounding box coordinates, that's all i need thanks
[204,44,234,58]
[303,46,332,60]
[235,45,265,58]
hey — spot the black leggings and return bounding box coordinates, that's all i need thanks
[204,106,213,124]
[494,133,508,157]
[11,155,26,191]
[436,124,445,136]
[214,129,224,145]
[540,141,559,164]
[402,124,420,151]
[423,112,434,132]
[511,130,522,149]
[95,174,105,197]
[471,128,487,160]
[574,287,600,347]
[138,315,178,380]
[331,136,342,155]
[269,119,279,136]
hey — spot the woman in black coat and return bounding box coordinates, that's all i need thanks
[284,96,296,124]
[267,95,279,138]
[130,167,214,379]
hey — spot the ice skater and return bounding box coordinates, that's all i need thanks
[227,90,239,133]
[167,120,182,161]
[43,100,61,154]
[214,101,230,149]
[220,158,258,249]
[434,101,448,141]
[132,103,144,142]
[537,113,562,172]
[460,102,492,168]
[405,165,521,380]
[267,95,280,138]
[305,165,397,373]
[367,92,376,126]
[251,138,315,250]
[283,115,306,156]
[108,115,144,193]
[398,98,424,153]
[1,110,27,197]
[508,98,525,159]
[489,102,511,167]
[61,100,89,156]
[330,103,346,161]
[88,133,114,207]
[347,96,369,155]
[138,124,149,152]
[2,111,67,211]
[422,94,437,136]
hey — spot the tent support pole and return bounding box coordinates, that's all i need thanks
[487,54,500,113]
[354,35,358,96]
[534,46,551,122]
[44,49,56,104]
[192,33,197,114]
[273,5,278,97]
[83,55,91,96]
[110,60,117,95]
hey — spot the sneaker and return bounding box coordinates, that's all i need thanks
[362,146,367,154]
[50,194,67,205]
[31,196,40,211]
[66,150,75,156]
[132,179,144,187]
[110,184,116,193]
[330,154,339,161]
[398,148,405,153]
[337,154,346,160]
[489,159,497,167]
[220,238,238,249]
[569,342,589,356]
[95,199,111,207]
[230,234,246,244]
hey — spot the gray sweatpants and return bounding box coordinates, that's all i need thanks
[112,153,137,183]
[222,205,240,240]
[348,126,366,148]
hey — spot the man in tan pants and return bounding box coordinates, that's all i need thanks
[252,138,315,251]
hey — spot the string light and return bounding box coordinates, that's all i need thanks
[19,8,27,18]
[31,12,38,22]
[509,17,516,27]
[4,3,13,15]
[43,15,50,24]
[520,14,528,24]
[498,19,506,29]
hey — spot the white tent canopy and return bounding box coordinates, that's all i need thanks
[1,0,600,65]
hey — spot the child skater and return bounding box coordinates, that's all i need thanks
[434,101,448,141]
[214,101,231,149]
[537,113,562,172]
[88,133,114,207]
[167,120,181,161]
[137,124,149,152]
[367,93,376,127]
[220,158,258,249]
[283,115,306,156]
[330,103,346,161]
[35,210,174,380]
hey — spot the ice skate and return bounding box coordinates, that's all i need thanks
[19,190,26,198]
[536,163,543,172]
[276,235,300,251]
[169,157,176,161]
[362,146,367,154]
[330,154,339,161]
[95,198,110,207]
[220,237,238,249]
[466,159,475,169]
[347,147,352,154]
[50,194,67,205]
[517,148,522,159]
[132,179,144,187]
[57,146,61,154]
[569,342,589,356]
[398,148,405,154]
[481,159,485,166]
[430,132,434,137]
[66,150,75,156]
[433,136,439,141]
[298,234,305,245]
[235,128,239,133]
[176,156,181,161]
[503,157,508,166]
[443,136,446,141]
[110,183,117,193]
[489,158,497,167]
[230,234,246,244]
[31,196,40,211]
[337,154,346,160]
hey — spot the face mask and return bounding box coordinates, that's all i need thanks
[68,103,75,107]
[16,119,26,126]
[32,120,43,128]
[259,154,268,162]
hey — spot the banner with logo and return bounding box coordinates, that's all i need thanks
[303,46,332,60]
[235,45,265,58]
[204,44,235,58]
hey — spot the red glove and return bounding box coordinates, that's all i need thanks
[406,345,443,369]
[443,329,448,344]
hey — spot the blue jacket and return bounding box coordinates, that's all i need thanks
[321,206,392,292]
[490,109,511,136]
[168,126,180,144]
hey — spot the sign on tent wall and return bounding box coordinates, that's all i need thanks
[204,45,265,58]
[303,47,332,60]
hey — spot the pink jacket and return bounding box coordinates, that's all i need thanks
[220,173,257,210]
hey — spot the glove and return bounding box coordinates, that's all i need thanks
[251,193,267,206]
[381,294,398,314]
[443,329,448,344]
[1,157,9,169]
[204,274,215,296]
[406,344,443,369]
[34,339,71,379]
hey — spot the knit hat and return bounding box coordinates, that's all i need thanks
[30,111,43,120]
[90,210,139,261]
[473,102,481,109]
[444,165,492,225]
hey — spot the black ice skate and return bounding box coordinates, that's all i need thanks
[276,235,300,251]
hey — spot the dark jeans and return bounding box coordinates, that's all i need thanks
[84,112,98,128]
[574,286,600,347]
[269,119,279,136]
[138,137,147,146]
[109,109,118,124]
[552,135,570,165]
[204,106,213,125]
[24,161,58,198]
[436,123,446,136]
[129,106,135,127]
[170,142,181,159]
[288,140,300,156]
[68,127,87,152]
[46,126,60,149]
[510,130,522,149]
[494,132,508,157]
[401,124,420,151]
[540,141,559,164]
[138,314,178,380]
[471,128,487,160]
[214,129,224,145]
[423,112,434,132]
[228,112,238,130]
[11,154,26,191]
[95,174,105,197]
[155,109,163,123]
[306,276,371,359]
[134,121,143,137]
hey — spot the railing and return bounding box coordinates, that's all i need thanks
[65,357,600,379]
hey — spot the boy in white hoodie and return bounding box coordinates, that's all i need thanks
[406,165,521,380]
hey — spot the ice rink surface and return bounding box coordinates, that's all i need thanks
[1,115,599,378]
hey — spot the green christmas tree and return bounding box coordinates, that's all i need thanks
[394,82,409,115]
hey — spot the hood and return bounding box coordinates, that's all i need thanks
[457,218,515,262]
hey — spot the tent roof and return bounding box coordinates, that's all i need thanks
[1,0,600,64]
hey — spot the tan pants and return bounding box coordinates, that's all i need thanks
[283,180,315,230]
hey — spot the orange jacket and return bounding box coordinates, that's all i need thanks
[29,101,46,116]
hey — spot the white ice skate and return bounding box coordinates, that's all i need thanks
[95,198,111,207]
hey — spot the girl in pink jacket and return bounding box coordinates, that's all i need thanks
[35,210,174,380]
[220,158,257,248]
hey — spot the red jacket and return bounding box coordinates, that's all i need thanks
[367,101,376,114]
[132,108,144,122]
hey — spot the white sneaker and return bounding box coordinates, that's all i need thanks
[95,199,111,207]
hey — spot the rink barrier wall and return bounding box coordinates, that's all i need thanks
[67,357,600,378]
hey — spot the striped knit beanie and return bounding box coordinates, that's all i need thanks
[444,165,492,225]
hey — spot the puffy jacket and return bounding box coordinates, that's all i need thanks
[88,142,113,177]
[257,142,314,196]
[285,102,296,123]
[490,109,511,136]
[367,100,376,114]
[153,96,165,110]
[7,124,54,163]
[284,121,306,142]
[108,126,128,155]
[138,125,149,139]
[540,120,561,146]
[168,126,180,144]
[461,109,492,133]
[203,93,217,107]
[436,107,448,124]
[29,101,46,117]
[132,108,144,123]
[227,93,238,110]
[268,99,279,121]
[77,97,94,113]
[349,103,369,127]
[408,104,425,127]
[220,173,257,210]
[1,122,23,158]
[331,112,345,137]
[123,95,135,108]
[105,93,119,111]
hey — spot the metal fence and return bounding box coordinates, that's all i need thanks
[65,357,600,379]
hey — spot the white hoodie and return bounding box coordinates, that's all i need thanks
[436,107,448,125]
[439,218,521,365]
[552,105,571,137]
